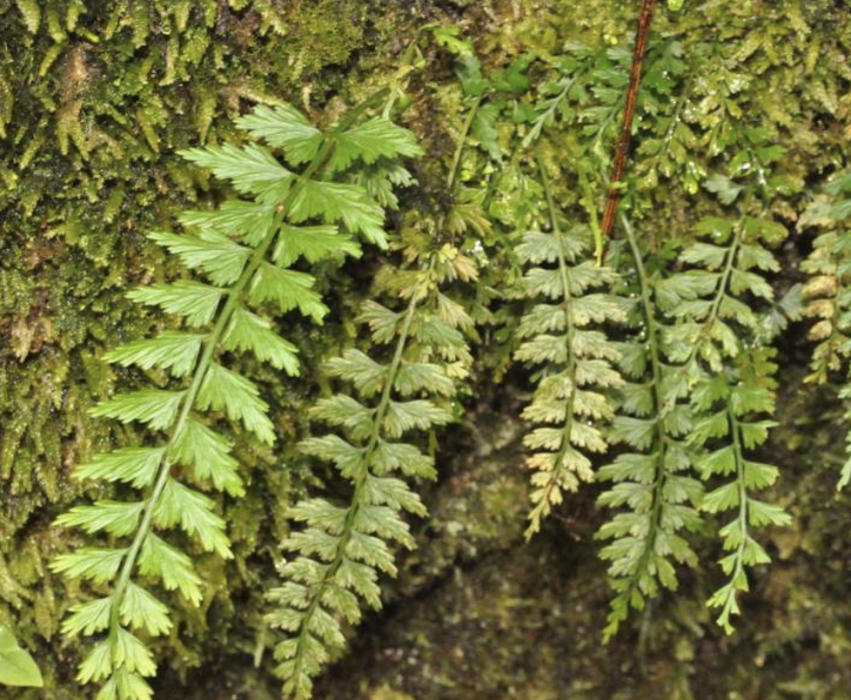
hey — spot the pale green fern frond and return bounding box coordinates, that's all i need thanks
[269,247,475,699]
[518,156,626,538]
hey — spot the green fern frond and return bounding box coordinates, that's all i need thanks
[801,170,851,489]
[270,105,476,694]
[269,247,475,699]
[596,214,704,642]
[518,156,626,538]
[692,351,790,633]
[596,124,794,638]
[520,44,702,636]
[52,94,419,699]
[661,174,790,632]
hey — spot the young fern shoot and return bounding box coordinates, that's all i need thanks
[50,96,420,700]
[517,156,625,538]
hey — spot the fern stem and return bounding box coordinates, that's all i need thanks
[613,212,669,619]
[659,79,692,158]
[600,0,657,242]
[526,155,580,537]
[447,93,482,191]
[703,230,741,340]
[578,167,604,266]
[729,408,750,569]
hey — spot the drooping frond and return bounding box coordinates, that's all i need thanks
[595,214,704,641]
[269,91,480,698]
[517,157,625,538]
[269,247,476,699]
[801,170,851,488]
[666,195,791,632]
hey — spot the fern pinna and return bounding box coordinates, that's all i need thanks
[802,170,851,488]
[50,96,420,699]
[268,97,481,697]
[516,155,625,538]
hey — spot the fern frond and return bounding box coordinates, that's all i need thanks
[327,117,422,172]
[801,171,851,487]
[270,249,473,698]
[596,214,703,642]
[692,352,790,633]
[180,200,276,247]
[519,157,626,538]
[235,104,323,165]
[127,281,225,328]
[662,183,790,632]
[52,94,418,698]
[146,230,252,287]
[103,332,206,378]
[270,158,479,699]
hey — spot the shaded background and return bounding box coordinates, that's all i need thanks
[1,1,850,698]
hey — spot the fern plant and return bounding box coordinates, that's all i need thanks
[802,170,851,487]
[516,155,625,538]
[50,95,420,700]
[268,90,483,699]
[667,204,791,632]
[598,134,792,637]
[514,46,695,633]
[268,244,475,699]
[594,212,705,640]
[521,30,794,638]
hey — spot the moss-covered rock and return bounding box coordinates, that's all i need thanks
[3,0,851,698]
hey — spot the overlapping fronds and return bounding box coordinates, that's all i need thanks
[268,84,482,698]
[51,96,420,699]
